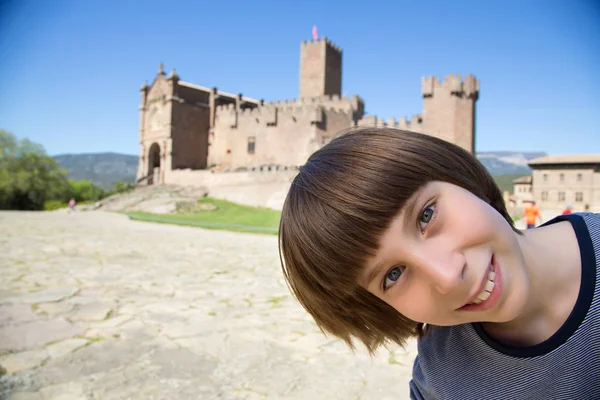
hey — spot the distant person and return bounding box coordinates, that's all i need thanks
[562,205,573,215]
[585,204,590,212]
[524,201,542,229]
[68,198,76,214]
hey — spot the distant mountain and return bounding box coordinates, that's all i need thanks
[53,153,138,190]
[475,151,546,175]
[52,151,545,190]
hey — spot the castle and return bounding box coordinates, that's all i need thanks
[136,37,479,189]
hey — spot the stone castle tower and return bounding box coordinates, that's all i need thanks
[136,38,479,186]
[299,38,342,98]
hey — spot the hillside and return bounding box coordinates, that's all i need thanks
[53,151,543,191]
[476,151,546,175]
[53,153,137,190]
[492,174,528,194]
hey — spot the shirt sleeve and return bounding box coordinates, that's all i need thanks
[410,354,440,400]
[410,379,425,400]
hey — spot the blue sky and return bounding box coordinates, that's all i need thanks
[0,0,598,156]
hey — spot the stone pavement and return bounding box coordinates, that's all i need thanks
[0,211,416,400]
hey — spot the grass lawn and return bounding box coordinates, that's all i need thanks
[126,197,281,235]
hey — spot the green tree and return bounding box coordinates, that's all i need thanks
[69,179,105,202]
[0,130,70,210]
[112,181,136,194]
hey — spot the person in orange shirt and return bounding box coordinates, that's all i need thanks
[524,201,542,229]
[562,205,573,215]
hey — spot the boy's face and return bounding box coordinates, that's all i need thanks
[359,181,530,327]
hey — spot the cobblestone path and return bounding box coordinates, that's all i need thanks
[0,211,416,400]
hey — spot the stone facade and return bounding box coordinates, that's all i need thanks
[511,175,533,208]
[136,37,479,190]
[527,155,600,212]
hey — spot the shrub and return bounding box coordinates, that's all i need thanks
[44,200,67,211]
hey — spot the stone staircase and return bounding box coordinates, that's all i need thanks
[98,185,209,214]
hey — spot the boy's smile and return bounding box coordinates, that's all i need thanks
[360,180,529,328]
[456,254,502,312]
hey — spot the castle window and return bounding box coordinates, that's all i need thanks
[247,137,256,154]
[577,173,583,182]
[543,174,548,183]
[558,192,565,201]
[575,192,583,202]
[541,191,548,201]
[559,173,565,183]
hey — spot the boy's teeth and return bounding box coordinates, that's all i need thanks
[469,271,496,305]
[477,289,491,301]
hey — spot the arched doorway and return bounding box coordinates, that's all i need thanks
[147,143,161,185]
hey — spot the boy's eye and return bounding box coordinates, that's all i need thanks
[419,204,436,231]
[383,266,405,291]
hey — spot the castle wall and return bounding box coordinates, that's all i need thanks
[421,74,478,152]
[177,83,210,105]
[143,77,173,142]
[137,75,174,183]
[357,114,423,132]
[324,41,342,96]
[299,38,342,99]
[452,94,476,152]
[165,168,298,209]
[212,98,360,170]
[209,181,292,210]
[316,108,355,145]
[170,100,210,170]
[138,39,479,206]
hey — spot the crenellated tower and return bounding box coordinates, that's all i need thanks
[299,38,342,99]
[421,74,479,153]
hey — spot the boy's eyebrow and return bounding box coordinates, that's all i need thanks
[365,259,386,288]
[402,187,423,233]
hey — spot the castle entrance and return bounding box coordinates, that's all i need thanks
[147,143,161,185]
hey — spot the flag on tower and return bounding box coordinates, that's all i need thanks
[312,25,318,41]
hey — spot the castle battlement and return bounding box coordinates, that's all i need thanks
[300,37,342,54]
[357,113,423,130]
[422,73,479,99]
[214,93,362,115]
[214,99,357,128]
[265,94,357,108]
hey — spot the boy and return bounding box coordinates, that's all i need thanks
[279,128,599,399]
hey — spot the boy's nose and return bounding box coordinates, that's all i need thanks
[418,251,466,294]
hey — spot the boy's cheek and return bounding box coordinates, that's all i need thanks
[391,288,439,325]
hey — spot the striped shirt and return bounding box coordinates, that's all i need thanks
[410,212,600,399]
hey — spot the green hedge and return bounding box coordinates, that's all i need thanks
[44,200,67,211]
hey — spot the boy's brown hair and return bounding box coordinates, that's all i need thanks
[278,127,519,354]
